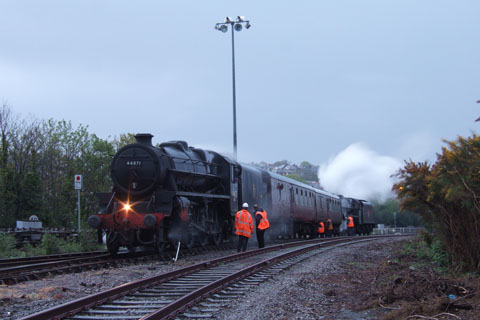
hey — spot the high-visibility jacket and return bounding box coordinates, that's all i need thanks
[235,209,254,238]
[255,210,270,230]
[317,221,325,234]
[347,216,354,228]
[326,219,333,231]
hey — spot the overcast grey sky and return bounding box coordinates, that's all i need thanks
[1,1,479,167]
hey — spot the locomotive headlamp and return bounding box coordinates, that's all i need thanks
[124,203,131,211]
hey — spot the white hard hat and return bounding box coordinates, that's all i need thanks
[242,202,249,208]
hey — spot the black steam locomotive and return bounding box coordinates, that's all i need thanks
[87,134,375,254]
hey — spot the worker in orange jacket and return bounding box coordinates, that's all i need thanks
[235,202,254,252]
[254,204,270,248]
[326,219,334,237]
[347,216,355,236]
[317,221,325,238]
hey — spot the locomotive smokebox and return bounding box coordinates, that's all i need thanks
[135,133,153,146]
[111,133,169,196]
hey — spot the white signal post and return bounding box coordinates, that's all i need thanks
[74,175,83,231]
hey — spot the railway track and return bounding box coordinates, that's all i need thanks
[0,243,235,285]
[21,235,400,320]
[0,250,107,269]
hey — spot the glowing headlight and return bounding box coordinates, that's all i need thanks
[124,203,131,211]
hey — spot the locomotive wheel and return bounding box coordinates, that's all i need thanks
[183,233,196,249]
[200,234,210,248]
[156,241,166,254]
[211,213,223,246]
[212,232,222,246]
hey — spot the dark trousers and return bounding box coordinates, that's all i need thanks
[348,227,355,236]
[256,229,265,248]
[326,229,334,237]
[237,235,249,252]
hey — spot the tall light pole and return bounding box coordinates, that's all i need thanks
[215,16,251,160]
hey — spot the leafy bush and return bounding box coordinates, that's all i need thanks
[23,242,46,256]
[77,229,103,252]
[402,234,451,273]
[0,230,103,258]
[38,231,102,255]
[0,234,22,258]
[39,233,67,254]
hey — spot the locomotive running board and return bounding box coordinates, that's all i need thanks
[175,191,230,199]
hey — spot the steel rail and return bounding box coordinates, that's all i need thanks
[0,251,108,268]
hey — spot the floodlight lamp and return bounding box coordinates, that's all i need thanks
[237,16,246,22]
[225,16,233,23]
[219,25,228,33]
[245,22,251,29]
[234,23,243,31]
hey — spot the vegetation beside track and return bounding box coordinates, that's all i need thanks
[367,236,479,319]
[394,134,480,273]
[0,230,104,258]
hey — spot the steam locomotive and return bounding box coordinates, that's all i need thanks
[87,134,375,254]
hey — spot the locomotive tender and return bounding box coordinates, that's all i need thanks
[87,134,375,254]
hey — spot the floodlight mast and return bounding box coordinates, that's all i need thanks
[215,16,251,161]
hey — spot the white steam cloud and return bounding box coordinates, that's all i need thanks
[318,143,402,202]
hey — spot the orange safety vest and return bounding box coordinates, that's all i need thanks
[347,216,354,228]
[255,210,270,230]
[317,221,325,234]
[235,209,254,238]
[327,219,333,231]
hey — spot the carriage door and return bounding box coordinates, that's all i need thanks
[290,187,295,218]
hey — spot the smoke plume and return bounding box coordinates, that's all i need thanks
[318,143,402,202]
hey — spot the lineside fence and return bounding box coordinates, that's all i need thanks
[372,227,418,235]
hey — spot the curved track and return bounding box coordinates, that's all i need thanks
[21,235,404,320]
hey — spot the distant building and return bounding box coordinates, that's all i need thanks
[272,163,299,176]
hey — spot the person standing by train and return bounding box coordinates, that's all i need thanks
[254,205,270,248]
[317,221,325,238]
[347,215,355,236]
[235,203,254,252]
[326,218,334,237]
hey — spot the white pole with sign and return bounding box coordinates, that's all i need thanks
[74,175,83,231]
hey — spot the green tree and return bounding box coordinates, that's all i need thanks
[285,174,308,184]
[371,198,421,227]
[112,133,136,150]
[298,161,319,181]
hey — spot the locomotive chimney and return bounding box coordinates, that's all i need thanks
[135,133,153,146]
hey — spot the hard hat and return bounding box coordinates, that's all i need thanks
[253,204,258,208]
[242,202,249,208]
